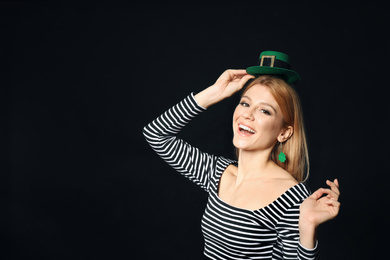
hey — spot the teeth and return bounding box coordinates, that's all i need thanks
[239,124,256,134]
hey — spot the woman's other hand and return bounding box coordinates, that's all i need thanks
[299,179,341,248]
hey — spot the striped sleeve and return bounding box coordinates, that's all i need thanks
[142,93,218,192]
[275,205,320,260]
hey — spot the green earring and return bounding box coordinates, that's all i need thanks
[278,142,287,163]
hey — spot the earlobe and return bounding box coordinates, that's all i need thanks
[277,126,293,143]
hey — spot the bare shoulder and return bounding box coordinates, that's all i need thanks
[219,164,238,187]
[271,167,299,191]
[225,164,238,176]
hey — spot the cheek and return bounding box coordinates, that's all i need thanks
[232,107,241,125]
[254,116,283,137]
[233,106,241,118]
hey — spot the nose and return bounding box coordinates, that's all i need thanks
[242,107,255,121]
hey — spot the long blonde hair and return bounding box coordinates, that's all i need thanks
[238,75,310,182]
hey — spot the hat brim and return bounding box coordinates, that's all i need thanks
[246,66,301,84]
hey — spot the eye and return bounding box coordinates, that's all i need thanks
[260,109,271,115]
[239,102,250,107]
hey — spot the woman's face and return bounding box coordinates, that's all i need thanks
[232,84,286,152]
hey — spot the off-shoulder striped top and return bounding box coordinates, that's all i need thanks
[143,93,319,259]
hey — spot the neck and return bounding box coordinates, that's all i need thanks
[236,148,275,184]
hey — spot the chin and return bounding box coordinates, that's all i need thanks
[232,137,251,150]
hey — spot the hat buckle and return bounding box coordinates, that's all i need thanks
[260,55,276,67]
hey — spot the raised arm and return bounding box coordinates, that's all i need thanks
[143,70,254,191]
[142,93,215,191]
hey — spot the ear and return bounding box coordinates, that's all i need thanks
[277,126,293,143]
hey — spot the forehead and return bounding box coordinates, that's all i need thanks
[243,84,279,106]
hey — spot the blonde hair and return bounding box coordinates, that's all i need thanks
[237,75,310,182]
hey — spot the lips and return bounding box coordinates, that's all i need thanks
[238,123,256,135]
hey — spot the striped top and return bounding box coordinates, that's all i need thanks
[143,93,319,259]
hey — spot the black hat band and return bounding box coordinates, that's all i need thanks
[260,55,291,70]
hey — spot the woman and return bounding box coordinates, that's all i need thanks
[143,51,340,259]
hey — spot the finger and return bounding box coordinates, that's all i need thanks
[326,180,340,197]
[309,188,338,201]
[334,178,340,188]
[325,199,341,210]
[309,188,326,200]
[230,69,249,75]
[238,74,255,87]
[326,179,340,189]
[325,200,341,211]
[325,198,340,205]
[225,69,249,79]
[320,188,339,200]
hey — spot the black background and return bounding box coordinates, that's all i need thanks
[1,1,388,259]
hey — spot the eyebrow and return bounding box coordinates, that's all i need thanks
[242,95,277,114]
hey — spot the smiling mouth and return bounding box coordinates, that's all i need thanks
[238,123,256,134]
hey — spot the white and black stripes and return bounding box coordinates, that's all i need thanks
[143,93,319,259]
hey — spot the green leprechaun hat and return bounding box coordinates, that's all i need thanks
[246,51,301,84]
